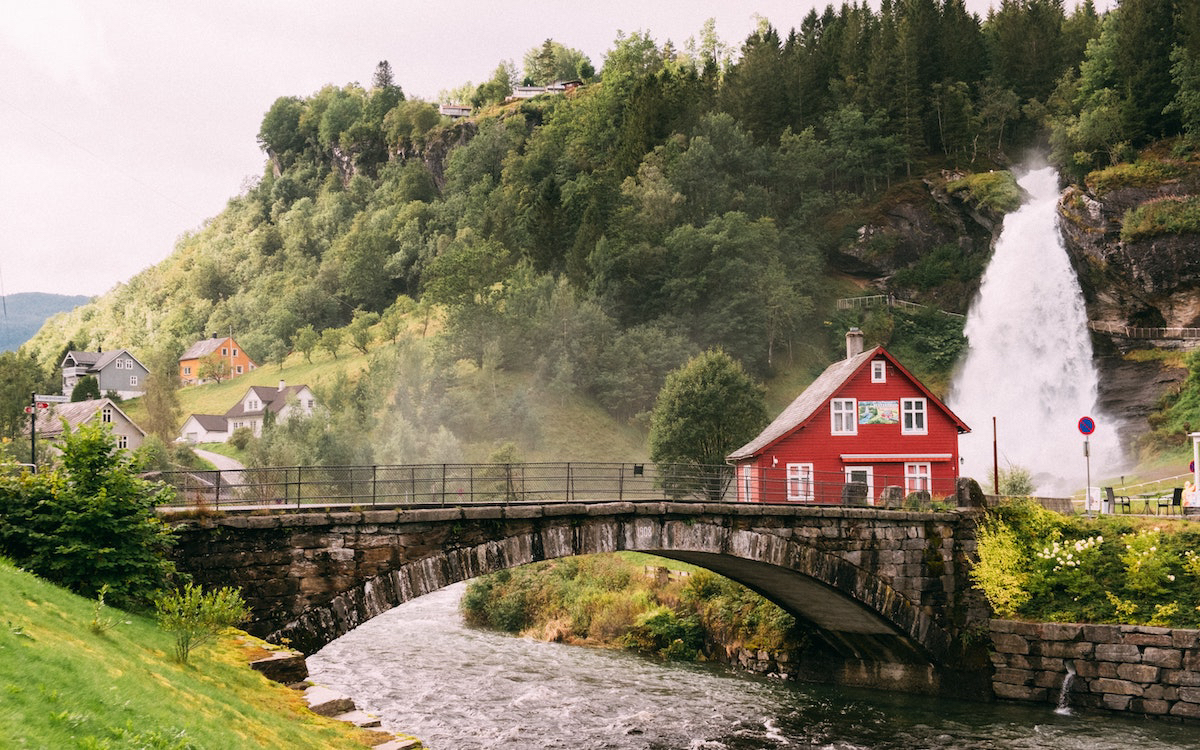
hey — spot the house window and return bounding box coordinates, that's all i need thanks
[902,398,927,435]
[117,435,128,449]
[129,376,138,387]
[741,465,752,502]
[247,399,259,410]
[232,349,238,357]
[101,407,112,423]
[786,463,815,502]
[221,348,228,356]
[236,365,243,374]
[831,399,857,435]
[122,358,132,369]
[183,366,192,375]
[871,360,886,383]
[905,462,931,494]
[307,399,314,409]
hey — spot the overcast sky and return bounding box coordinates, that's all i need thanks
[0,0,1112,297]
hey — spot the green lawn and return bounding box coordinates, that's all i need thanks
[0,558,397,749]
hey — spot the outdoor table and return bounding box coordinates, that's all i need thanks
[1135,493,1157,514]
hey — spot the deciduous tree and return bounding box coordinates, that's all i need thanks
[649,349,767,501]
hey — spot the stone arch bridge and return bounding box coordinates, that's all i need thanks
[168,501,991,697]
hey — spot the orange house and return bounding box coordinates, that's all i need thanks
[179,335,257,386]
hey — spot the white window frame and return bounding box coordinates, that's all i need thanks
[101,407,113,423]
[117,435,128,449]
[905,462,931,494]
[871,360,886,383]
[786,463,814,502]
[129,375,138,387]
[741,465,753,502]
[831,398,857,435]
[844,466,874,503]
[902,398,927,435]
[236,365,244,374]
[247,399,259,411]
[183,366,191,375]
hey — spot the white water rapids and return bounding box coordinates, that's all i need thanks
[949,166,1123,494]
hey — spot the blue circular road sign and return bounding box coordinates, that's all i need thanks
[1078,416,1095,435]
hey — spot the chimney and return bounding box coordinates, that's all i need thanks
[278,380,286,392]
[846,328,864,359]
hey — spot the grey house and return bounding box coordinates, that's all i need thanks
[60,349,149,399]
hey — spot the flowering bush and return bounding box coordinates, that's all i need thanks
[978,500,1200,627]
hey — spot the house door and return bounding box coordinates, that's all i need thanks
[844,466,874,506]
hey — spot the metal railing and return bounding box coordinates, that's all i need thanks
[149,462,960,511]
[835,294,965,319]
[152,462,722,510]
[1088,322,1200,340]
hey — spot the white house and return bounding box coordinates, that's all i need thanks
[178,414,230,444]
[211,380,318,440]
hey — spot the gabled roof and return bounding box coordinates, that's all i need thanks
[61,349,145,372]
[29,398,145,439]
[224,385,310,419]
[62,350,101,368]
[179,337,229,361]
[184,414,229,432]
[727,346,969,461]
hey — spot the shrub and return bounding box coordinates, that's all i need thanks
[970,519,1030,618]
[0,423,178,610]
[1120,196,1200,241]
[155,583,249,664]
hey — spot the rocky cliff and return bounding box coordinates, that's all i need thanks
[1057,162,1200,446]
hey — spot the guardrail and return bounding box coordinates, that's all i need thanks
[1087,322,1200,340]
[835,295,965,319]
[147,462,960,511]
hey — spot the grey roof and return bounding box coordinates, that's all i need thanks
[186,414,229,432]
[224,385,310,419]
[727,347,879,461]
[29,398,145,438]
[61,349,145,373]
[179,338,226,361]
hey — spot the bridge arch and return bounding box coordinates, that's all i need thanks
[169,503,988,696]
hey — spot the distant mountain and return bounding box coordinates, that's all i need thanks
[0,293,91,352]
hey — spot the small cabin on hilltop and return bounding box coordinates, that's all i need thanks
[727,329,969,505]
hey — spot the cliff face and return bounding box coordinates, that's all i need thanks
[830,172,1007,313]
[1058,174,1200,330]
[1056,170,1200,445]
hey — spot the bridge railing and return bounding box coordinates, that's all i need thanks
[151,462,960,511]
[152,462,733,509]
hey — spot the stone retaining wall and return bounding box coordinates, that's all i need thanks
[990,620,1200,719]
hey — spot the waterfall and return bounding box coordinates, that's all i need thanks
[1055,660,1077,715]
[949,166,1122,494]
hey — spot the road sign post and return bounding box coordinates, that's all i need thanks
[1079,416,1096,516]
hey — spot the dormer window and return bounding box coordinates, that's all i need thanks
[247,399,259,411]
[871,360,886,383]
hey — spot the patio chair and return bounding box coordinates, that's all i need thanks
[1157,487,1183,515]
[1104,486,1131,513]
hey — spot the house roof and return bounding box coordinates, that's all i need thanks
[29,398,145,439]
[62,349,143,372]
[224,385,310,419]
[179,337,228,361]
[185,414,229,432]
[727,346,970,462]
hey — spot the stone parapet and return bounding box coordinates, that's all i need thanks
[990,620,1200,720]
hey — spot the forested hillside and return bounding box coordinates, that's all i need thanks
[12,0,1200,462]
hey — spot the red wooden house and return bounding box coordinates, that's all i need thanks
[728,329,970,505]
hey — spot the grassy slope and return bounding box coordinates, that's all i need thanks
[0,559,388,749]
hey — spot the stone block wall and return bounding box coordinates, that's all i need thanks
[990,620,1200,720]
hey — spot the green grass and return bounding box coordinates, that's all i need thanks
[0,558,389,749]
[1120,195,1200,241]
[946,170,1021,214]
[1086,159,1189,196]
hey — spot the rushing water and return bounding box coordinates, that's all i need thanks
[949,166,1123,494]
[309,583,1197,750]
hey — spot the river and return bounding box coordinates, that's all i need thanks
[308,583,1197,749]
